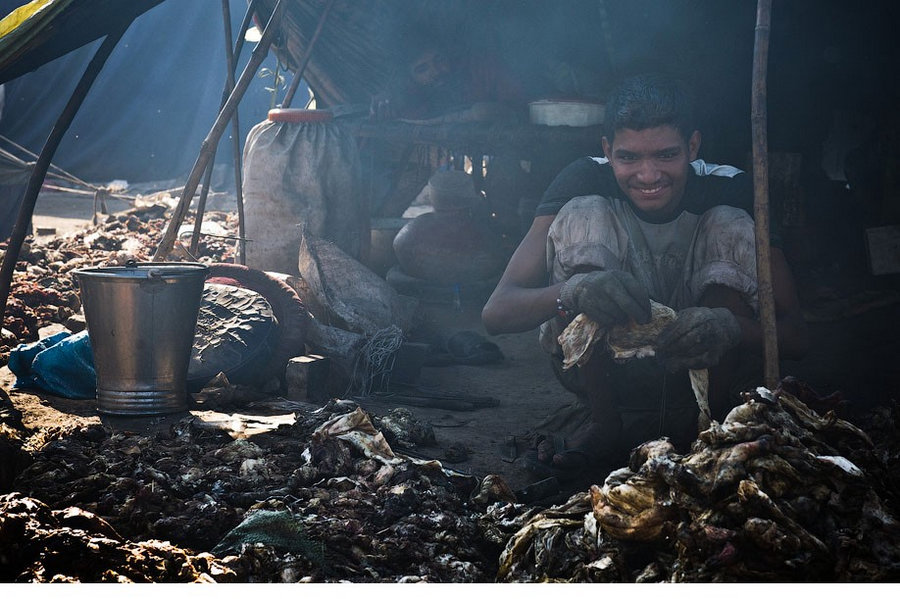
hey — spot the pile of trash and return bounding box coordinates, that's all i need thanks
[3,201,900,582]
[3,399,509,582]
[1,203,238,364]
[2,375,899,582]
[495,381,900,582]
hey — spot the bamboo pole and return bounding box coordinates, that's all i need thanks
[0,26,128,330]
[233,0,261,65]
[751,0,780,388]
[189,0,246,258]
[281,0,336,109]
[222,0,248,264]
[154,0,285,261]
[189,156,216,255]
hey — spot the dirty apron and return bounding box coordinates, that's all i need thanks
[541,194,759,449]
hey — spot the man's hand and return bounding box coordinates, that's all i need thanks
[560,270,651,329]
[369,94,396,121]
[656,306,742,372]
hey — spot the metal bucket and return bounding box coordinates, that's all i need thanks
[73,262,208,415]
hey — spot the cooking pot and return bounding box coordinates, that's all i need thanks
[529,99,605,127]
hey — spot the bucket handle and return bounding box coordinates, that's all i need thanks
[125,259,162,280]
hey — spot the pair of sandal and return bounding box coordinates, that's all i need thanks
[424,330,503,366]
[523,424,618,483]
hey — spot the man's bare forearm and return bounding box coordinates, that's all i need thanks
[482,281,564,335]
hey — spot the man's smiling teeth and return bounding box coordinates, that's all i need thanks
[636,186,663,194]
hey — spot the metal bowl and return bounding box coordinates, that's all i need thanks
[529,100,605,127]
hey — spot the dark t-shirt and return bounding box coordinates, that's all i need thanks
[535,157,779,245]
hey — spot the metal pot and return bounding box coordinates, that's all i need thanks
[529,99,605,127]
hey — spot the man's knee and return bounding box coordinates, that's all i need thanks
[548,195,624,276]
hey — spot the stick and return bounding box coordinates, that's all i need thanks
[282,0,336,108]
[221,0,247,264]
[0,25,128,330]
[232,0,261,65]
[751,0,779,388]
[153,0,285,261]
[190,160,215,255]
[189,0,244,257]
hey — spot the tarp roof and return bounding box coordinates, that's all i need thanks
[0,0,163,84]
[1,0,896,175]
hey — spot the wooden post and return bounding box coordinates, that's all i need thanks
[0,26,128,329]
[189,159,216,255]
[154,0,285,261]
[281,0,336,109]
[233,0,261,64]
[190,0,247,259]
[222,0,248,264]
[751,0,780,388]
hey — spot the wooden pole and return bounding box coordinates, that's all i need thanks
[0,26,128,330]
[281,0,336,109]
[154,0,285,261]
[222,0,248,264]
[189,157,215,255]
[233,0,261,65]
[751,0,780,388]
[189,0,247,259]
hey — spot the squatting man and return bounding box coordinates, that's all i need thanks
[482,73,809,479]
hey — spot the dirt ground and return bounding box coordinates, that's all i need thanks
[7,187,578,496]
[6,187,900,500]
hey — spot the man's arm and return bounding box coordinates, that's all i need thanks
[482,215,563,334]
[696,247,809,361]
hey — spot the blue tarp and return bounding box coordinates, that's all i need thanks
[0,0,298,184]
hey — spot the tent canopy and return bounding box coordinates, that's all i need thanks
[0,0,897,180]
[0,0,163,84]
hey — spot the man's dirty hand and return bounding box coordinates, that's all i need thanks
[656,306,742,372]
[369,94,395,121]
[560,270,651,328]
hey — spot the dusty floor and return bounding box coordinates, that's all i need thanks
[5,187,900,501]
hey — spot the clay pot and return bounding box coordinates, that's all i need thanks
[392,208,506,284]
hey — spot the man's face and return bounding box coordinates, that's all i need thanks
[409,50,450,88]
[601,125,701,221]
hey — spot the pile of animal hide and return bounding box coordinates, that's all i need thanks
[3,400,509,582]
[3,377,899,582]
[495,382,900,582]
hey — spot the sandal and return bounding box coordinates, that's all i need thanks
[523,425,620,483]
[447,330,503,365]
[424,330,504,366]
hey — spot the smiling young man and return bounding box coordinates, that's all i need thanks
[482,73,808,480]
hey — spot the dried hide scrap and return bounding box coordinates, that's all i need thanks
[558,300,676,369]
[558,302,711,422]
[498,387,900,582]
[297,233,419,336]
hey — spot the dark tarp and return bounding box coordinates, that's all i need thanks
[0,0,164,84]
[0,0,896,210]
[0,0,292,184]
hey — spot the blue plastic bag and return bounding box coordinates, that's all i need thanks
[8,331,97,399]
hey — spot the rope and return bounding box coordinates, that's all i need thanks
[344,325,405,400]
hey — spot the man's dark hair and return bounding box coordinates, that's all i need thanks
[604,73,696,142]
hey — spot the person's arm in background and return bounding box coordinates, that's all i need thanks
[735,247,809,360]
